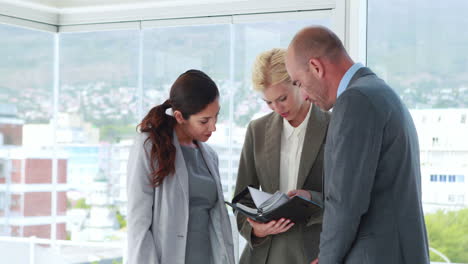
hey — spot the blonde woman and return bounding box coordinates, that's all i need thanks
[234,48,330,263]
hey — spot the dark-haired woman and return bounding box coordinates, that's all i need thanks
[127,69,235,264]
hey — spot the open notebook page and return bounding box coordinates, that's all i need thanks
[247,186,273,208]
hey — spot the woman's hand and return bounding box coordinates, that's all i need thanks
[246,217,295,238]
[287,189,312,200]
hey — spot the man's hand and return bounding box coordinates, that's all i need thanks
[311,258,319,264]
[246,218,294,238]
[287,189,312,200]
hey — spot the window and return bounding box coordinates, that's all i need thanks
[0,192,5,208]
[1,8,336,261]
[0,160,5,179]
[448,175,456,182]
[143,24,230,117]
[368,0,468,262]
[0,23,55,240]
[143,23,233,199]
[439,175,447,182]
[448,194,455,203]
[60,30,139,244]
[456,175,465,183]
[430,175,437,182]
[9,195,19,207]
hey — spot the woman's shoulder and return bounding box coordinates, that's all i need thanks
[133,131,150,144]
[248,111,277,130]
[131,131,156,152]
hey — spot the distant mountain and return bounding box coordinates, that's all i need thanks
[367,0,468,108]
[1,0,467,125]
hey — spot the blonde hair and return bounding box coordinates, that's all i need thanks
[251,48,291,92]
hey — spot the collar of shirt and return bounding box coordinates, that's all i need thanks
[282,103,313,139]
[336,62,364,99]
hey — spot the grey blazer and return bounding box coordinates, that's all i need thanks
[234,104,330,264]
[126,132,235,264]
[318,67,430,264]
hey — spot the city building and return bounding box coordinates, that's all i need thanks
[411,109,468,213]
[0,104,68,239]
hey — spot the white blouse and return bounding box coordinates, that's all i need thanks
[279,104,312,193]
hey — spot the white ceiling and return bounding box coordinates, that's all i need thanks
[2,0,242,12]
[0,0,334,27]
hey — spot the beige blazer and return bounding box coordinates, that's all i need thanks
[127,131,235,264]
[234,104,330,264]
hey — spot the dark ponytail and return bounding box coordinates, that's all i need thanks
[138,99,176,187]
[138,69,219,187]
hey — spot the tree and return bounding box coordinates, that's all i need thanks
[425,208,468,263]
[74,198,91,209]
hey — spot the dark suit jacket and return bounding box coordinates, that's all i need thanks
[234,104,330,264]
[318,67,430,264]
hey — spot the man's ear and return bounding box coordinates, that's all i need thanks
[173,110,185,124]
[308,58,325,79]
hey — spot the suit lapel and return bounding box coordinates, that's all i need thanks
[264,113,283,192]
[173,132,189,204]
[296,104,329,189]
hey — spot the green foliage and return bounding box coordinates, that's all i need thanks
[107,205,127,229]
[115,210,127,229]
[100,124,135,143]
[425,208,468,263]
[74,198,91,209]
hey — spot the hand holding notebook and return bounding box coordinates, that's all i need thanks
[226,186,322,224]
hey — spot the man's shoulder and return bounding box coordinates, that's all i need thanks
[342,69,399,109]
[333,69,406,130]
[350,72,386,93]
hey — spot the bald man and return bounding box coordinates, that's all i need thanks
[285,26,430,264]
